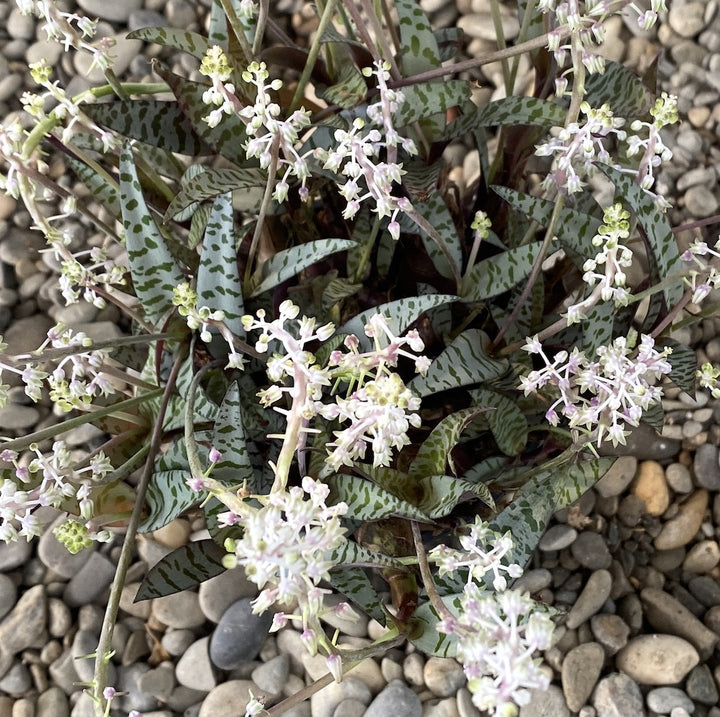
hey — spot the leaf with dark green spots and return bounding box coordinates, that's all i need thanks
[580,301,616,356]
[249,239,356,297]
[328,561,384,623]
[204,495,242,547]
[135,539,227,601]
[443,96,567,140]
[67,157,121,219]
[492,186,602,263]
[164,355,218,432]
[196,192,244,336]
[397,194,462,280]
[317,60,367,109]
[393,81,469,129]
[642,400,664,432]
[600,165,683,308]
[119,143,187,327]
[153,63,248,165]
[322,277,362,313]
[166,166,267,221]
[410,407,485,479]
[488,457,616,569]
[462,455,509,485]
[139,470,199,533]
[395,0,440,75]
[584,60,654,118]
[127,27,212,59]
[340,295,459,352]
[659,338,697,394]
[211,380,258,489]
[208,0,229,47]
[359,463,494,518]
[410,329,508,398]
[188,202,213,250]
[461,243,542,303]
[327,474,429,521]
[433,27,462,62]
[410,594,464,657]
[83,100,211,156]
[470,388,528,456]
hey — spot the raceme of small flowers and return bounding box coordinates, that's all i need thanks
[536,93,679,206]
[221,476,349,660]
[519,332,673,446]
[198,51,312,203]
[430,518,554,716]
[681,238,720,305]
[0,441,113,543]
[241,301,428,471]
[565,201,634,324]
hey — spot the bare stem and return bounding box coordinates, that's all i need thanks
[411,521,454,622]
[92,351,184,715]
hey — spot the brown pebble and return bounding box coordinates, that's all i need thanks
[632,460,670,516]
[654,490,708,550]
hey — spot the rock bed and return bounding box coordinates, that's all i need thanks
[2,1,720,716]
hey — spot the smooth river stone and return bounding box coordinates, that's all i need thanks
[654,490,708,550]
[616,635,699,685]
[631,460,670,516]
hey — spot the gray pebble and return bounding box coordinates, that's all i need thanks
[562,642,604,712]
[37,515,96,579]
[512,568,552,595]
[7,8,35,40]
[165,0,197,28]
[0,575,17,621]
[665,463,693,493]
[197,568,257,623]
[62,551,116,607]
[685,185,720,218]
[71,630,116,684]
[364,679,421,717]
[76,0,143,22]
[25,38,64,67]
[423,657,465,698]
[592,672,643,717]
[571,533,612,570]
[209,598,272,670]
[0,75,24,105]
[161,628,196,657]
[646,686,694,714]
[590,614,630,655]
[251,654,289,696]
[539,525,578,551]
[668,1,708,37]
[566,570,612,629]
[175,637,217,692]
[127,9,166,30]
[0,584,46,656]
[519,685,569,716]
[0,404,40,430]
[594,457,637,498]
[693,443,720,490]
[118,663,160,712]
[0,540,33,572]
[152,590,206,630]
[198,680,259,717]
[0,661,31,694]
[685,663,719,704]
[311,677,373,717]
[36,686,70,717]
[333,699,368,717]
[688,575,720,606]
[48,650,80,695]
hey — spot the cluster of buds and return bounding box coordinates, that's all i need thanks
[431,518,554,716]
[520,332,673,446]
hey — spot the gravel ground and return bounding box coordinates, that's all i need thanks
[2,1,720,716]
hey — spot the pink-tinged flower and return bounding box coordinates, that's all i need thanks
[208,447,222,464]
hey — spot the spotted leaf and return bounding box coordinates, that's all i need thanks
[135,540,227,601]
[470,387,528,457]
[410,329,508,398]
[393,81,469,128]
[67,157,121,219]
[139,470,199,533]
[584,60,654,118]
[659,338,697,395]
[119,143,187,327]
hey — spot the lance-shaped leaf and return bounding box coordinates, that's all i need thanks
[67,157,121,219]
[327,474,429,521]
[470,388,528,457]
[410,407,485,479]
[492,186,602,263]
[127,26,212,59]
[461,242,543,303]
[328,561,385,623]
[487,457,616,570]
[249,239,356,296]
[410,329,508,398]
[153,64,249,166]
[163,355,219,432]
[340,294,459,351]
[442,96,567,140]
[397,195,462,280]
[135,540,227,601]
[410,593,464,658]
[393,81,469,128]
[196,192,245,337]
[83,100,210,156]
[211,380,259,490]
[139,470,199,533]
[208,0,229,47]
[581,301,616,357]
[119,143,186,327]
[600,165,683,308]
[166,167,267,221]
[395,0,440,75]
[360,463,494,518]
[659,338,697,395]
[584,60,654,118]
